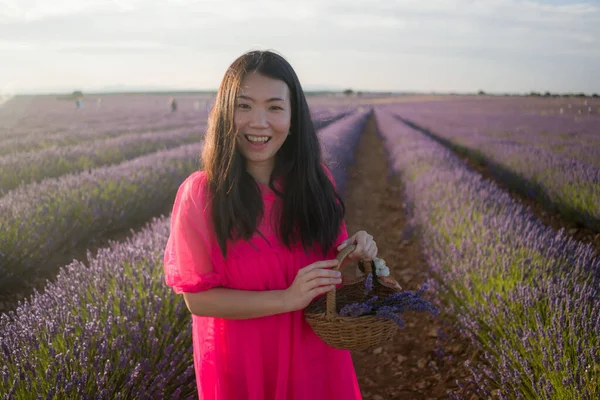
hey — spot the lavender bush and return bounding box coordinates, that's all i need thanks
[0,111,206,157]
[0,126,205,195]
[312,106,350,131]
[0,216,197,399]
[0,143,203,290]
[319,108,371,195]
[374,108,600,399]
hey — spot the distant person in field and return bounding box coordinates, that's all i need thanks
[163,50,376,399]
[75,98,83,109]
[169,97,177,112]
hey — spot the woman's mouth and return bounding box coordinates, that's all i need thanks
[244,134,271,148]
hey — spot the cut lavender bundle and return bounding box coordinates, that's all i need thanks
[338,296,379,317]
[339,284,439,327]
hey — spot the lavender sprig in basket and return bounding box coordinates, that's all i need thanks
[304,244,439,350]
[340,279,439,328]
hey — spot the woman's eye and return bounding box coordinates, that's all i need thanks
[237,103,250,109]
[270,106,283,111]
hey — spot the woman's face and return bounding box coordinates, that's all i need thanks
[234,72,292,175]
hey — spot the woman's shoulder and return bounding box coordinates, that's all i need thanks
[176,170,210,206]
[181,169,208,189]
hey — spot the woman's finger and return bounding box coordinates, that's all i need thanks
[310,285,336,298]
[368,243,378,260]
[363,242,377,260]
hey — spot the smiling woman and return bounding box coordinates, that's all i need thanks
[163,50,374,400]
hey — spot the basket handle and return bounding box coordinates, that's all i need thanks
[326,244,374,317]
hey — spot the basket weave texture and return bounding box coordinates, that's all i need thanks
[304,244,403,350]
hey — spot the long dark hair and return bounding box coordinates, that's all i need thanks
[201,50,345,258]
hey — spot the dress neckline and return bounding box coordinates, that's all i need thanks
[256,177,283,201]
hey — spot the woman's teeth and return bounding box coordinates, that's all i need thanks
[245,135,270,143]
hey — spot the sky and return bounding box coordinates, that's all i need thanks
[0,0,599,96]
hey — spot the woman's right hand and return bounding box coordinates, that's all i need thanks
[282,259,342,312]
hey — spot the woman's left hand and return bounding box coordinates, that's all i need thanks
[336,230,378,261]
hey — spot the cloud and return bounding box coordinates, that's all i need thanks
[53,40,174,54]
[1,0,598,93]
[1,0,596,57]
[0,0,145,21]
[0,40,34,50]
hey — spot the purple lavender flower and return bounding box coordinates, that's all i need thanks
[339,296,379,317]
[376,306,406,328]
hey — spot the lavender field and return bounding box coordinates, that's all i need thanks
[374,107,599,399]
[0,94,598,399]
[381,98,600,232]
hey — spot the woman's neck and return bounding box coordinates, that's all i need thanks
[246,161,274,185]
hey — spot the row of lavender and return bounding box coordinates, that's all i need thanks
[318,108,370,194]
[1,217,198,399]
[0,125,206,195]
[382,100,600,166]
[0,109,369,399]
[0,94,212,141]
[383,102,600,232]
[0,116,204,157]
[0,143,203,292]
[374,108,599,399]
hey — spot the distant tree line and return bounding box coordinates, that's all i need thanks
[527,91,599,98]
[477,89,598,98]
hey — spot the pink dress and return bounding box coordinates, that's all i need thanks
[163,169,363,400]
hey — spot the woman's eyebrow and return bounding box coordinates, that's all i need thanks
[237,95,285,102]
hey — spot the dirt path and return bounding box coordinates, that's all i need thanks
[342,113,480,399]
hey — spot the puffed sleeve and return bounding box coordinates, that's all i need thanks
[321,163,349,249]
[163,172,222,294]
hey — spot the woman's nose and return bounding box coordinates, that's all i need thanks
[249,109,268,127]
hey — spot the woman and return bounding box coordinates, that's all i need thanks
[163,50,378,400]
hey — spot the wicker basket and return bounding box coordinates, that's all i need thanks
[304,244,403,351]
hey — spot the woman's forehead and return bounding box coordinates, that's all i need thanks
[239,73,289,101]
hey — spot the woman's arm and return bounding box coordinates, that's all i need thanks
[182,288,289,320]
[182,259,342,320]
